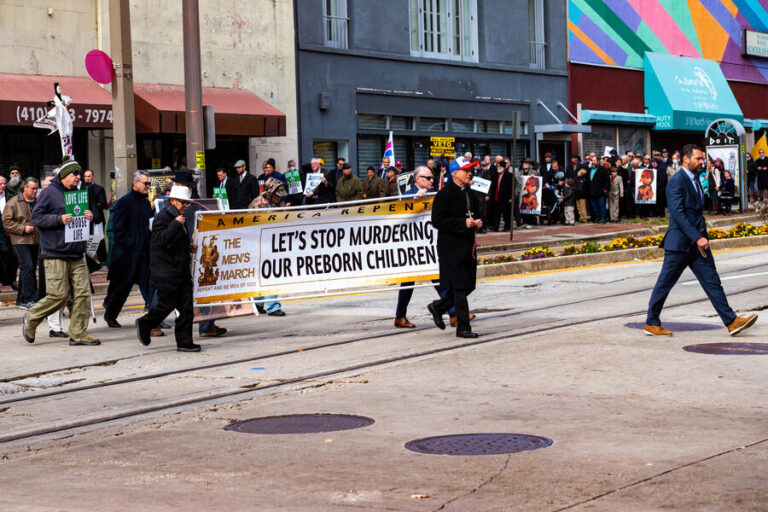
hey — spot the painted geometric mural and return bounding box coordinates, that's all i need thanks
[568,0,768,83]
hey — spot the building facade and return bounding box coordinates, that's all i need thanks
[294,0,571,174]
[0,0,297,194]
[568,0,768,155]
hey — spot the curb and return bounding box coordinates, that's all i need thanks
[477,235,768,279]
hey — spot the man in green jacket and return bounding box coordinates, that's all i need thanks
[335,163,364,202]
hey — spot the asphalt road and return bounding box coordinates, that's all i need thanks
[1,246,767,511]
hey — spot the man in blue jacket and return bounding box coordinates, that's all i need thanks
[645,144,757,336]
[22,159,100,346]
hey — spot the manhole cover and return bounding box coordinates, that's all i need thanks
[625,322,721,332]
[405,433,552,455]
[224,414,374,434]
[683,343,768,355]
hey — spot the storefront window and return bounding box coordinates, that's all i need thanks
[313,140,338,166]
[478,120,502,134]
[390,116,415,130]
[618,126,647,155]
[582,124,616,157]
[358,114,388,130]
[452,118,475,132]
[418,117,447,131]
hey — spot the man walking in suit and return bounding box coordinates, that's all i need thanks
[645,144,757,336]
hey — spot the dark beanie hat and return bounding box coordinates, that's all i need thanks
[266,158,276,169]
[58,158,82,179]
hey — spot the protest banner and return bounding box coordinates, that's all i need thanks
[64,189,90,243]
[285,169,303,195]
[519,175,542,215]
[635,168,657,204]
[397,172,414,195]
[470,176,491,195]
[192,197,439,305]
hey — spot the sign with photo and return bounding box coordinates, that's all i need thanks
[397,171,414,195]
[635,168,657,204]
[64,189,90,243]
[706,145,740,191]
[519,175,542,215]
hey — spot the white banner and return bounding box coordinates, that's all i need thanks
[193,198,439,305]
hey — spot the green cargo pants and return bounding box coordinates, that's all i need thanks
[27,258,91,339]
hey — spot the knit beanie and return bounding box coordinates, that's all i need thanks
[58,157,82,179]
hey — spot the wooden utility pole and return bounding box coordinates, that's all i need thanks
[183,0,206,196]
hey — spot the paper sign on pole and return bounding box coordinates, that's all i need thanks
[64,189,90,243]
[195,150,206,170]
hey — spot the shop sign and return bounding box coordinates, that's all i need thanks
[429,136,455,157]
[0,103,113,128]
[743,30,768,58]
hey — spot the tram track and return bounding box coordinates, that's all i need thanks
[0,270,765,446]
[3,258,767,405]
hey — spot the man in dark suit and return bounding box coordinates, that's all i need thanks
[427,156,482,338]
[645,144,757,336]
[232,159,260,209]
[83,169,108,262]
[587,156,610,223]
[215,167,237,208]
[486,160,513,231]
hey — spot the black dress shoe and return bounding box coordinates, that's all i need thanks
[427,302,446,330]
[136,319,151,346]
[267,309,286,317]
[105,317,121,328]
[255,304,266,314]
[456,330,479,339]
[177,343,202,352]
[49,330,68,338]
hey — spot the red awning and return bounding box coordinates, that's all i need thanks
[133,83,286,136]
[0,73,113,128]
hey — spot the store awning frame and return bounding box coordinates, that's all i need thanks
[745,118,768,131]
[581,109,656,126]
[133,83,286,137]
[644,53,743,132]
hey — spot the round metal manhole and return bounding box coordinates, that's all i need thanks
[405,433,552,456]
[625,322,721,332]
[683,343,768,355]
[224,414,375,434]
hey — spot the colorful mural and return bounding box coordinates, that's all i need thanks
[568,0,768,83]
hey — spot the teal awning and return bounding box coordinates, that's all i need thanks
[581,110,656,125]
[644,53,743,132]
[745,119,768,131]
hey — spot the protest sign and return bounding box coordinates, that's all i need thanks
[285,169,303,195]
[305,173,323,195]
[635,168,657,204]
[470,176,491,195]
[397,172,414,195]
[213,187,230,210]
[192,197,439,305]
[64,189,90,243]
[519,175,542,215]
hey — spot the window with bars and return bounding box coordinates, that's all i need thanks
[409,0,478,62]
[528,0,546,69]
[324,0,349,49]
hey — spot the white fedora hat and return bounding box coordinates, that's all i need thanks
[168,185,192,201]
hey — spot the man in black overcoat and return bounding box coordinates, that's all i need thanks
[427,157,482,338]
[103,171,154,327]
[486,160,514,231]
[232,159,260,209]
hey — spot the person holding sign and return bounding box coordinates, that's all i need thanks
[23,159,100,346]
[427,158,482,338]
[136,185,200,352]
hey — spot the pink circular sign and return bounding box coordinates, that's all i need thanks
[85,50,114,84]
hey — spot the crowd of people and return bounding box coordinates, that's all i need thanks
[2,143,766,348]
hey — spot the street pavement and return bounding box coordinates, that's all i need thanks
[0,246,767,510]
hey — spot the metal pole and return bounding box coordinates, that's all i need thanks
[183,0,206,196]
[509,111,519,241]
[739,136,748,212]
[109,0,137,199]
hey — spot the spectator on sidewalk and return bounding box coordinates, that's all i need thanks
[23,159,99,346]
[608,167,624,222]
[83,169,108,263]
[563,178,576,225]
[363,166,385,199]
[2,177,39,308]
[588,156,609,223]
[384,167,400,197]
[575,169,588,223]
[335,163,363,202]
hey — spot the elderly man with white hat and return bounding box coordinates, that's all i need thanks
[135,185,200,352]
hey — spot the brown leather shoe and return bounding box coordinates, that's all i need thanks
[449,313,476,327]
[150,328,165,337]
[644,324,672,336]
[394,317,415,328]
[727,314,758,336]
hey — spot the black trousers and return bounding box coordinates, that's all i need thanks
[137,279,194,346]
[432,287,472,332]
[487,200,512,230]
[0,247,18,286]
[104,277,136,322]
[13,244,38,303]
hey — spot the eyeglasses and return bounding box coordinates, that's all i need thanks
[418,175,434,180]
[138,180,151,185]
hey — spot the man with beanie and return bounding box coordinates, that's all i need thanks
[22,159,99,346]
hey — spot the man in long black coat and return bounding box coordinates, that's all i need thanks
[103,171,154,327]
[232,159,260,210]
[486,160,514,231]
[427,158,482,338]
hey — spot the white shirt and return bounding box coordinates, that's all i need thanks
[0,192,6,214]
[220,176,228,187]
